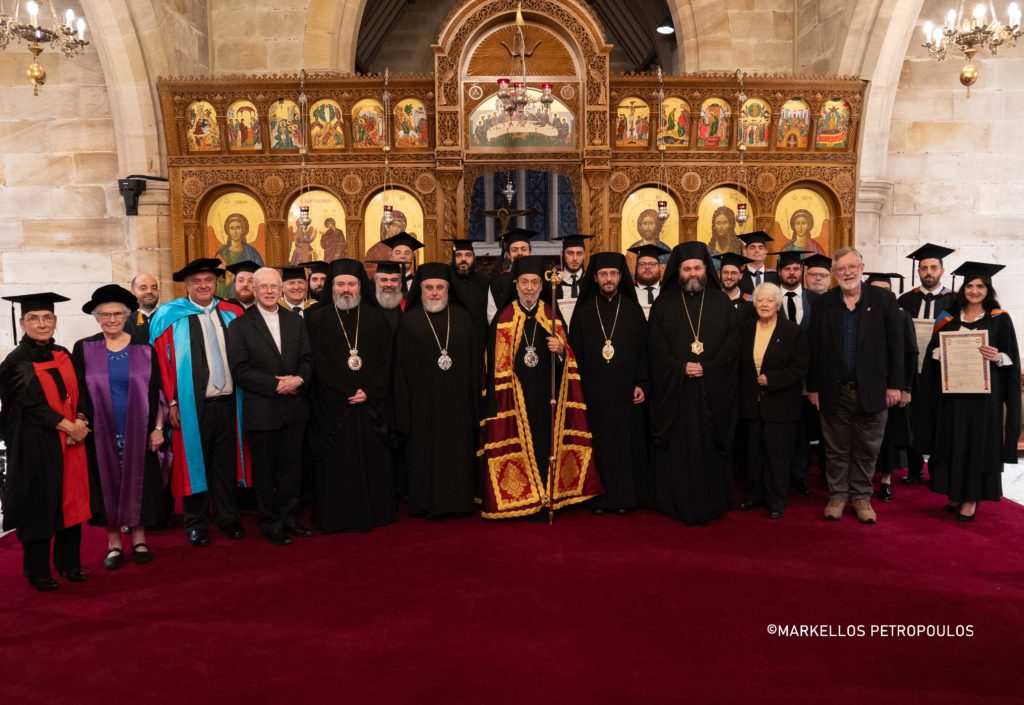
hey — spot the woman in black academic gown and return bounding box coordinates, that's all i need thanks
[0,292,92,591]
[73,285,166,570]
[918,262,1021,522]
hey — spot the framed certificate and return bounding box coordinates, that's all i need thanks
[939,330,990,394]
[913,319,934,373]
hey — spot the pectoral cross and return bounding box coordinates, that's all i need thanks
[477,206,538,235]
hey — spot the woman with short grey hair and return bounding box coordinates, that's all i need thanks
[73,284,166,570]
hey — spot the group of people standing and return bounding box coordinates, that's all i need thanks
[1,227,1018,592]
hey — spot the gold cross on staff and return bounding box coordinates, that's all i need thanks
[476,206,537,235]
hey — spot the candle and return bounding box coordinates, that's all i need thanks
[946,8,957,28]
[923,20,934,41]
[65,8,74,29]
[1009,2,1021,27]
[26,0,38,26]
[973,3,986,24]
[76,17,85,41]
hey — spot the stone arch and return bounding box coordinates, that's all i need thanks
[303,0,369,71]
[669,0,733,72]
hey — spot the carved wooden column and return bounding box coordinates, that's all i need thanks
[264,219,287,265]
[585,171,609,251]
[437,172,462,246]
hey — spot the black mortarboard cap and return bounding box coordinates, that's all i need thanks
[802,253,832,271]
[370,261,403,275]
[771,249,809,269]
[280,266,307,282]
[951,261,1005,281]
[380,231,424,251]
[444,239,477,252]
[511,255,548,278]
[300,260,329,275]
[906,243,956,286]
[173,257,225,282]
[627,244,667,262]
[713,252,754,270]
[81,284,139,314]
[3,292,69,339]
[738,231,773,247]
[225,260,260,275]
[554,233,594,249]
[501,228,538,247]
[865,272,906,294]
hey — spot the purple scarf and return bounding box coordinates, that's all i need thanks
[84,340,151,528]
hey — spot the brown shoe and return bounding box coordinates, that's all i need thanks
[852,498,877,524]
[823,497,846,521]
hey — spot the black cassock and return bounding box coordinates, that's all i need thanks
[394,304,482,516]
[380,305,402,337]
[485,302,564,485]
[569,294,649,509]
[451,271,491,345]
[306,302,397,532]
[648,288,739,525]
[918,310,1021,503]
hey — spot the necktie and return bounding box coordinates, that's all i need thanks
[570,274,579,298]
[293,305,303,313]
[754,270,763,286]
[786,291,797,322]
[203,306,227,391]
[923,293,935,319]
[645,286,654,305]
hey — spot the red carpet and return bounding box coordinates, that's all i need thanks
[2,475,1024,705]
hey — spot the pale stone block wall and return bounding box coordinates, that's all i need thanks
[210,0,309,74]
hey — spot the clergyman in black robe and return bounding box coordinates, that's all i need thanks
[394,263,482,517]
[569,252,649,512]
[305,259,396,532]
[447,238,491,346]
[648,242,740,525]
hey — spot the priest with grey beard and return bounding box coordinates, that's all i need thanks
[305,259,396,532]
[373,261,404,336]
[394,263,482,517]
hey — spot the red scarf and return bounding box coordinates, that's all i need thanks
[33,351,91,527]
[477,301,603,518]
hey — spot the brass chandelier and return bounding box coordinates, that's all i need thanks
[0,0,88,95]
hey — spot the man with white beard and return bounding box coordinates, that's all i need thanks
[373,261,404,335]
[304,259,396,532]
[394,263,482,517]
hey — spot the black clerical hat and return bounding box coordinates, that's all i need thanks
[771,249,809,269]
[501,228,538,248]
[444,239,477,252]
[738,231,773,247]
[713,252,754,270]
[370,261,403,275]
[81,284,139,314]
[864,272,905,294]
[225,260,260,275]
[416,263,450,282]
[279,266,307,282]
[380,231,424,251]
[802,253,832,271]
[173,258,225,282]
[511,255,548,278]
[906,243,956,286]
[589,252,626,272]
[329,258,365,280]
[554,233,594,249]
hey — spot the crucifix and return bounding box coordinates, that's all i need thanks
[476,205,538,235]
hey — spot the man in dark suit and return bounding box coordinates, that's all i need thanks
[227,267,314,545]
[125,272,160,341]
[149,259,248,547]
[807,247,903,524]
[738,231,779,294]
[774,249,821,494]
[737,283,809,519]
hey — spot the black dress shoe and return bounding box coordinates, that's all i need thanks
[737,500,763,511]
[220,523,245,540]
[900,473,924,485]
[590,508,605,515]
[791,479,812,495]
[103,547,124,570]
[58,567,87,583]
[284,523,313,538]
[29,577,59,592]
[188,529,210,547]
[263,532,292,546]
[767,508,784,520]
[878,483,894,502]
[131,543,153,564]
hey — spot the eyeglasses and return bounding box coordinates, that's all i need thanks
[24,314,56,325]
[832,266,861,275]
[256,284,281,292]
[95,312,128,320]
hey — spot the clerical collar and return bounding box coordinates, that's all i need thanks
[517,300,539,313]
[257,304,279,316]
